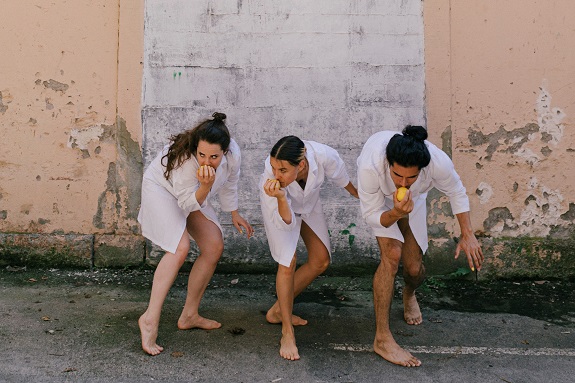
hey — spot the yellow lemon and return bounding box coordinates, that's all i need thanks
[396,187,408,202]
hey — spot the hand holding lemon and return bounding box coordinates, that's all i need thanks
[264,178,283,198]
[396,186,408,202]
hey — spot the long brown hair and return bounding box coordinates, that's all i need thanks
[162,112,230,179]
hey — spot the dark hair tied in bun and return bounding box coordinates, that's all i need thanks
[212,112,227,121]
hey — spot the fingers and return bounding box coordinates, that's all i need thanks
[236,221,254,239]
[243,222,255,239]
[263,178,281,196]
[455,238,484,271]
[197,165,216,180]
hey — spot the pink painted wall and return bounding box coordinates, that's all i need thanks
[0,0,573,275]
[425,0,575,240]
[0,0,143,235]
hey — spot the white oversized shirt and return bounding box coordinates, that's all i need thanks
[260,141,351,267]
[138,139,240,253]
[357,131,469,253]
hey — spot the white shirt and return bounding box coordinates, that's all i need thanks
[260,141,351,266]
[138,139,241,253]
[357,131,469,252]
[144,139,241,214]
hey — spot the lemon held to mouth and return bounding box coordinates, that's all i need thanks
[396,187,408,202]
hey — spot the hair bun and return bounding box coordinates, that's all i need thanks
[403,125,428,142]
[212,112,227,121]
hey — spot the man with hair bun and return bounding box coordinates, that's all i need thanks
[357,125,483,367]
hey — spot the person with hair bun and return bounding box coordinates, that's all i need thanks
[260,136,358,361]
[357,125,483,367]
[137,112,254,356]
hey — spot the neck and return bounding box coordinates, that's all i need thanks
[296,159,308,182]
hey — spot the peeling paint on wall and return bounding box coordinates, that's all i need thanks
[537,81,565,146]
[42,79,69,93]
[468,123,540,162]
[475,182,493,205]
[68,126,105,151]
[483,207,518,233]
[0,90,12,114]
[518,177,566,236]
[440,125,452,158]
[93,118,143,233]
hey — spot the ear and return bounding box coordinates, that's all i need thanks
[298,159,306,170]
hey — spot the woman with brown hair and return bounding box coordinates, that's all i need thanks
[137,112,253,355]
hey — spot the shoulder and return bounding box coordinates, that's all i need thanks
[366,131,396,146]
[305,140,337,156]
[226,139,241,159]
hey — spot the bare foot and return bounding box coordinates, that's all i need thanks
[374,339,421,367]
[177,313,222,330]
[403,290,423,325]
[280,333,300,361]
[266,305,308,326]
[139,314,164,356]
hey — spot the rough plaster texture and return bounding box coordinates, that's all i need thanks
[0,0,144,266]
[142,0,426,267]
[424,0,575,277]
[1,1,574,278]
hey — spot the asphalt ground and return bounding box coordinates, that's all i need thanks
[1,267,574,383]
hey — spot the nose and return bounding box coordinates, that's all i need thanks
[399,178,408,187]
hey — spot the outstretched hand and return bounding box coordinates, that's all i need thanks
[455,233,484,271]
[231,211,254,239]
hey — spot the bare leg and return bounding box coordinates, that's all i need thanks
[276,256,300,360]
[373,234,421,367]
[266,221,329,326]
[178,211,223,330]
[397,218,425,326]
[139,231,190,355]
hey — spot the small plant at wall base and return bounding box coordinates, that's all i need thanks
[340,223,356,247]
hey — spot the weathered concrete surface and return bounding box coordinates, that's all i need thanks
[0,268,574,382]
[94,234,145,268]
[0,234,92,269]
[140,0,426,272]
[2,0,575,278]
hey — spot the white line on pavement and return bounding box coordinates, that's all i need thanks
[330,344,575,356]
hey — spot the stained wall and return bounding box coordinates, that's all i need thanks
[1,0,574,278]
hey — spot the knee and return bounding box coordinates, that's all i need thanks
[308,251,330,274]
[173,243,191,266]
[198,240,223,265]
[379,243,402,275]
[403,262,425,280]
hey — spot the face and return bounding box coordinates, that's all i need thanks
[270,157,305,188]
[389,164,420,189]
[195,140,225,169]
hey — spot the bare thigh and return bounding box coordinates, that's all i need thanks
[396,218,423,278]
[300,221,329,266]
[186,211,224,257]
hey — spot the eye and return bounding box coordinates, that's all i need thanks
[211,155,219,159]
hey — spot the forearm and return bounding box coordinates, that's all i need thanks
[344,182,359,198]
[455,211,474,237]
[194,185,211,206]
[276,196,293,225]
[379,208,405,228]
